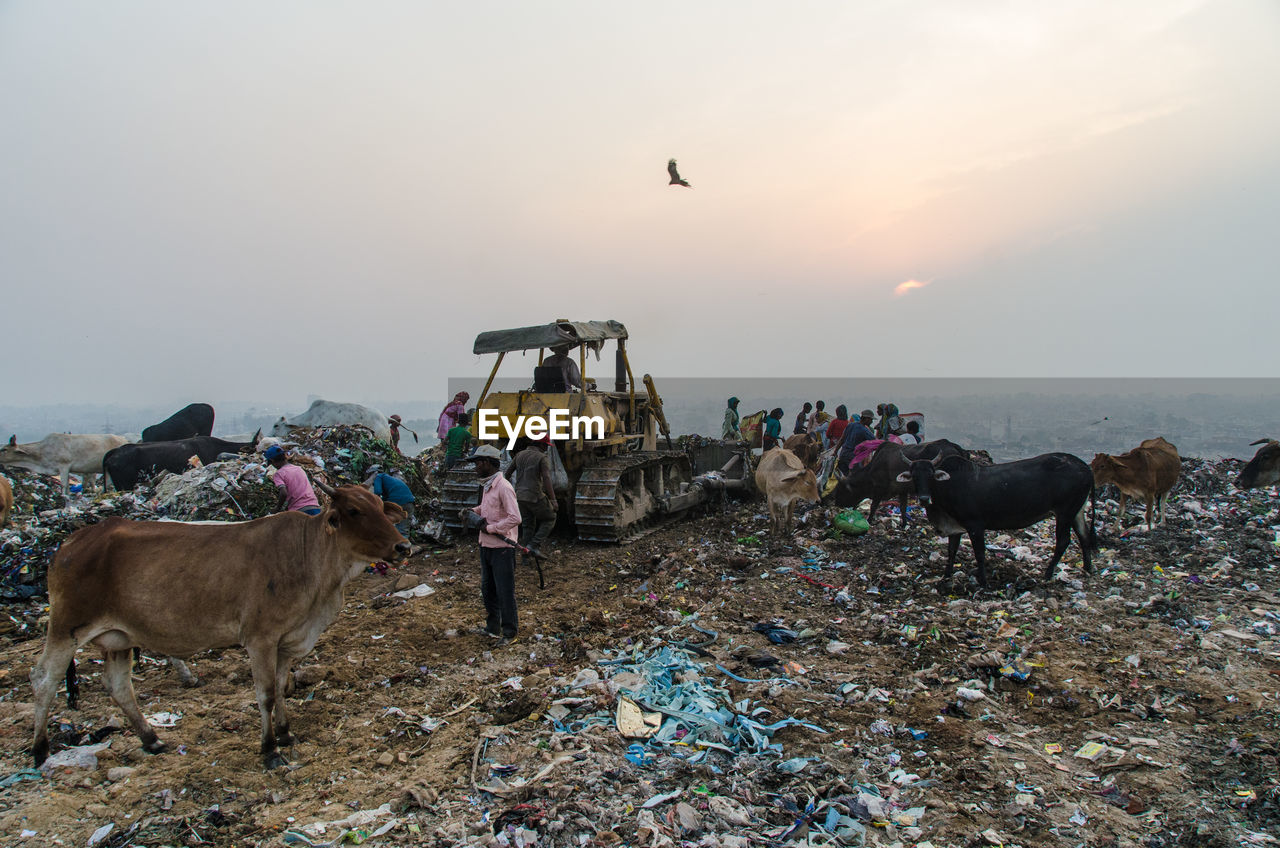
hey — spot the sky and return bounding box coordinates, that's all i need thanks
[2,1,1278,408]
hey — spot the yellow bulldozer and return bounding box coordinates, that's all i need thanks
[441,319,751,542]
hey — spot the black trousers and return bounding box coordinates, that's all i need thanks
[517,498,556,552]
[479,546,518,638]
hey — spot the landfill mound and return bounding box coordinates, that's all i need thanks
[0,458,1277,847]
[0,425,442,600]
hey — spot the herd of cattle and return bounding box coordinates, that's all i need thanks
[3,399,1279,771]
[755,434,1280,589]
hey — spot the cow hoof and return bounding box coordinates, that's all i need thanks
[276,731,296,747]
[264,752,290,771]
[181,676,201,688]
[32,741,49,768]
[144,740,168,755]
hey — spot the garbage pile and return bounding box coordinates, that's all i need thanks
[0,425,451,604]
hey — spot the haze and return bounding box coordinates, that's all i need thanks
[2,1,1278,408]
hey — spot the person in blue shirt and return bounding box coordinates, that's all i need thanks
[363,467,416,534]
[836,409,877,470]
[763,408,784,450]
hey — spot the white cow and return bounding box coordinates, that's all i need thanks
[1,433,131,495]
[272,400,391,443]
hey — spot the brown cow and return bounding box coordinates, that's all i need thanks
[1238,439,1280,489]
[0,473,11,528]
[782,433,822,470]
[1091,437,1180,531]
[31,486,408,770]
[755,448,820,534]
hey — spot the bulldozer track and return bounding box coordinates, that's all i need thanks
[574,452,692,543]
[441,451,694,543]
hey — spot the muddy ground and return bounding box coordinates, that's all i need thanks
[1,462,1278,847]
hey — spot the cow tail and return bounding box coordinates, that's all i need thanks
[102,456,110,493]
[1088,485,1099,550]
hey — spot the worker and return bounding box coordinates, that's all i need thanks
[444,412,473,470]
[463,445,522,646]
[763,408,784,450]
[722,397,742,440]
[793,402,813,436]
[836,409,876,469]
[363,467,416,534]
[265,446,321,515]
[504,436,558,562]
[542,345,582,390]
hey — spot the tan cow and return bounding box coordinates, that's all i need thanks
[0,474,11,528]
[1091,437,1181,531]
[755,448,820,534]
[31,486,408,770]
[1,433,129,496]
[782,433,822,470]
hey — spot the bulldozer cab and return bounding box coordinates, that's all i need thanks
[469,319,670,458]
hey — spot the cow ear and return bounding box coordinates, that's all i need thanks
[384,502,406,522]
[895,470,913,483]
[325,508,340,535]
[933,469,951,481]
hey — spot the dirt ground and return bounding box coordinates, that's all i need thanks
[1,462,1278,847]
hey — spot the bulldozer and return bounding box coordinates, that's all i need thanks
[441,320,752,542]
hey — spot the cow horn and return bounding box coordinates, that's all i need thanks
[1250,437,1275,446]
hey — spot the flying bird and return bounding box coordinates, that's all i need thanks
[667,158,691,188]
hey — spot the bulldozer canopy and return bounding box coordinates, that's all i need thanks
[473,320,629,355]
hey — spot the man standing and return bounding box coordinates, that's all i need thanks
[504,436,558,561]
[265,445,321,515]
[387,415,418,455]
[465,445,522,646]
[722,397,742,441]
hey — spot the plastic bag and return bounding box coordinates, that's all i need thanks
[834,508,870,536]
[547,445,569,494]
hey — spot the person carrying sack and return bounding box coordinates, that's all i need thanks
[504,436,558,562]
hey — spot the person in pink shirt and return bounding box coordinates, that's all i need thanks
[464,444,522,645]
[265,445,321,515]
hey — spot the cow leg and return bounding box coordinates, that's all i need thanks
[868,496,881,523]
[898,493,909,529]
[247,643,287,769]
[943,535,962,580]
[65,657,80,710]
[31,637,78,766]
[1114,492,1127,532]
[783,500,794,534]
[272,650,294,747]
[968,528,990,588]
[1045,514,1074,581]
[1072,508,1094,575]
[169,658,199,687]
[102,649,166,755]
[1144,496,1154,531]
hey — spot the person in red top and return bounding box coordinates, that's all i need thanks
[465,445,523,645]
[825,405,850,449]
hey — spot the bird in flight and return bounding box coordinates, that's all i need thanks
[667,158,691,188]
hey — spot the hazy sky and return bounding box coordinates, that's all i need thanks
[3,1,1277,407]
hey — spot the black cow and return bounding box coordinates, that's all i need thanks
[1238,439,1280,489]
[104,430,260,491]
[829,439,966,528]
[899,452,1095,587]
[142,403,215,442]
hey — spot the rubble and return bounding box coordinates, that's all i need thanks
[0,456,1277,846]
